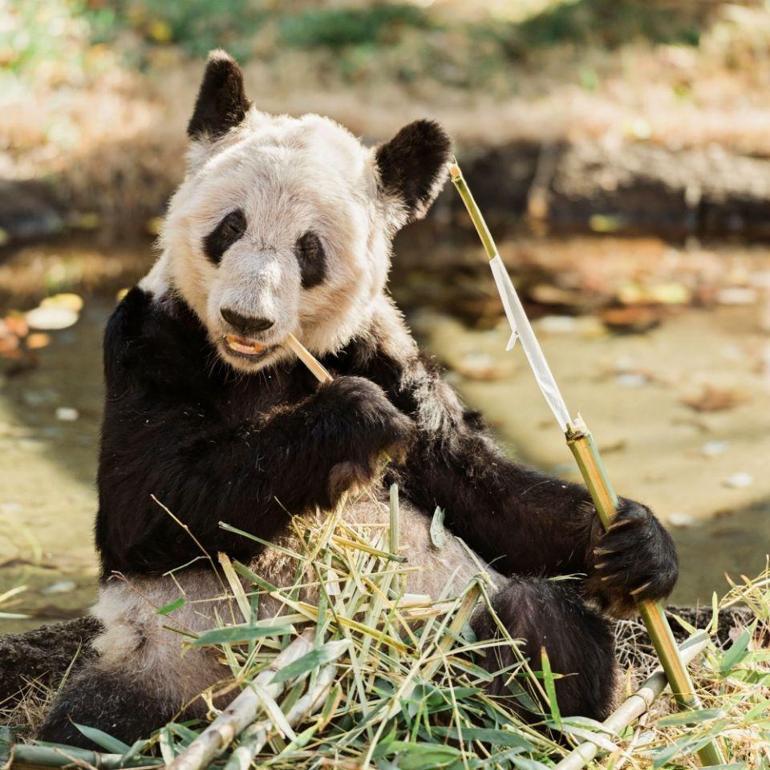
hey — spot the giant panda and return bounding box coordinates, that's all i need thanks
[39,51,678,747]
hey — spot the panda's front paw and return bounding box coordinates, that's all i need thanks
[316,376,414,502]
[587,499,679,618]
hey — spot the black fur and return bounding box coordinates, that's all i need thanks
[203,208,246,265]
[94,288,678,611]
[187,51,250,140]
[295,231,326,289]
[375,119,451,220]
[94,288,414,576]
[471,577,617,721]
[37,668,179,750]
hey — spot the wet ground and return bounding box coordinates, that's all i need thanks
[1,241,769,632]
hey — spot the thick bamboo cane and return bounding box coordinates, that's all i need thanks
[166,630,314,770]
[449,161,726,766]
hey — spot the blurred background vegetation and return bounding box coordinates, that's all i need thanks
[2,1,770,629]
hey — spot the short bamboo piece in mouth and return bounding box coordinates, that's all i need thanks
[449,160,726,767]
[284,332,333,383]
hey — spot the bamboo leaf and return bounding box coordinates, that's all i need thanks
[270,639,350,683]
[156,597,185,616]
[720,626,753,674]
[540,647,562,728]
[431,725,533,748]
[191,622,294,647]
[430,507,447,549]
[72,723,130,754]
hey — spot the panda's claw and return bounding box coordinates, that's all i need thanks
[586,498,679,617]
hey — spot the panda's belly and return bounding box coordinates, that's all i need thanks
[250,494,504,614]
[90,496,503,704]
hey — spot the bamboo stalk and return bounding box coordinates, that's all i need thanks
[449,161,726,766]
[285,333,333,383]
[554,631,710,770]
[166,630,314,770]
[8,744,161,770]
[222,664,336,770]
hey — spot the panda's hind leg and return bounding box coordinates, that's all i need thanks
[471,576,617,721]
[37,664,177,749]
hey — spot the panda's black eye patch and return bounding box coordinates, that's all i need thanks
[295,231,326,289]
[204,209,246,265]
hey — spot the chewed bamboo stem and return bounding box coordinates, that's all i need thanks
[166,630,314,770]
[554,632,710,770]
[285,333,333,383]
[449,160,727,766]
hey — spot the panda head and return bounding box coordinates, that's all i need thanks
[157,50,451,373]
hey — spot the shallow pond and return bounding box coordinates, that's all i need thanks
[1,240,769,632]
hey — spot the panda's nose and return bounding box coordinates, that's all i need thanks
[220,307,274,335]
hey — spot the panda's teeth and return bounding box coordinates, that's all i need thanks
[225,335,267,356]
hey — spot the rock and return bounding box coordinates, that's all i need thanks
[55,407,79,422]
[723,472,754,489]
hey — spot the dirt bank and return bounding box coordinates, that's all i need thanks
[5,139,770,249]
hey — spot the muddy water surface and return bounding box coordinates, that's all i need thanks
[1,242,769,632]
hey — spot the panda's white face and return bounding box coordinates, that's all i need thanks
[148,50,450,374]
[162,114,389,373]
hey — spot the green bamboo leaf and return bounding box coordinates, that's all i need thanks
[658,708,723,726]
[270,639,350,683]
[191,622,293,647]
[73,723,131,754]
[432,725,533,748]
[720,627,753,674]
[387,741,462,770]
[540,647,562,728]
[156,597,185,616]
[430,506,447,549]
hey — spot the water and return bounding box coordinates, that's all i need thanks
[1,240,769,632]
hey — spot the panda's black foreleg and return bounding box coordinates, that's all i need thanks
[470,576,617,721]
[37,666,179,750]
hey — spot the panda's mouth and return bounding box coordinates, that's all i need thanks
[223,334,276,360]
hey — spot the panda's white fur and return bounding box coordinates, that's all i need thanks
[144,105,400,375]
[92,494,503,713]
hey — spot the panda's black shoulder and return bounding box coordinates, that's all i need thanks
[103,286,209,393]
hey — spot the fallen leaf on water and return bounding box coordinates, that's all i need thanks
[701,440,729,457]
[41,293,84,312]
[55,407,79,422]
[601,306,662,333]
[681,385,749,413]
[26,333,50,350]
[669,512,697,528]
[4,314,28,338]
[723,472,754,489]
[26,305,79,331]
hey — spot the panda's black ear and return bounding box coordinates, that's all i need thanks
[375,120,452,223]
[187,50,250,141]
